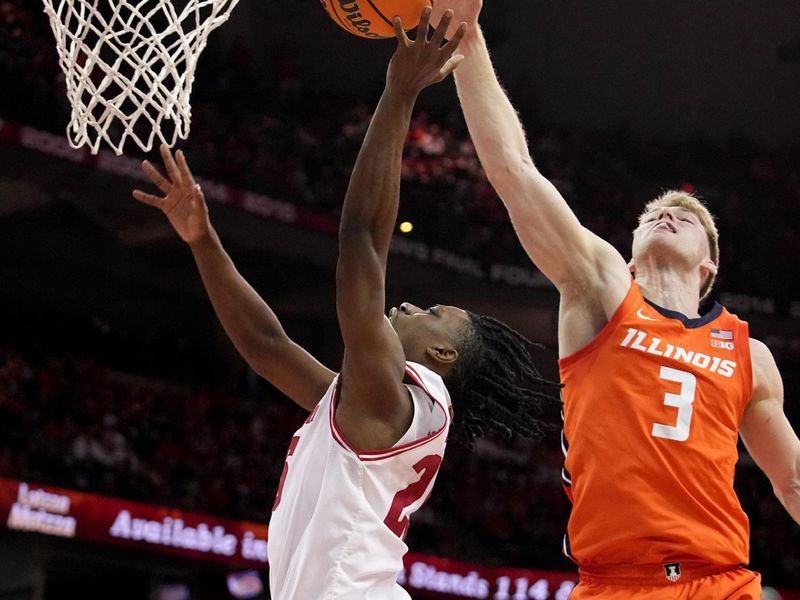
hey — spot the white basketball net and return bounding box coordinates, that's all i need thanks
[41,0,239,155]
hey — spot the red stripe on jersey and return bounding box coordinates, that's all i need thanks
[328,365,450,461]
[328,384,355,453]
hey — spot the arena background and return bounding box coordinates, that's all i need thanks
[1,0,799,598]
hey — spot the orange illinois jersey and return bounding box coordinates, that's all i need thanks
[558,281,753,569]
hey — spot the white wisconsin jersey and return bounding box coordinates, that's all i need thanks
[268,361,452,600]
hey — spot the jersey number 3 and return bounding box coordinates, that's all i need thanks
[651,366,697,442]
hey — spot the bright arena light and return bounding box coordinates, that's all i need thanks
[399,221,414,233]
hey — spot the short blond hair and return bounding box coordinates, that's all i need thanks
[637,190,719,299]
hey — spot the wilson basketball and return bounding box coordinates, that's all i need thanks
[320,0,431,39]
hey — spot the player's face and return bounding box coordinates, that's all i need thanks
[388,302,471,365]
[631,205,712,268]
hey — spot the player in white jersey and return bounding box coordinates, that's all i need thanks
[133,8,557,599]
[267,361,451,599]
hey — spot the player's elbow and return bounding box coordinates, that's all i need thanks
[775,485,800,525]
[772,465,800,523]
[338,213,374,239]
[229,331,290,385]
[485,155,539,192]
[240,329,288,364]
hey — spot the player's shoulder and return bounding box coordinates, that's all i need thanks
[748,337,776,369]
[743,337,784,408]
[716,301,749,323]
[404,362,451,406]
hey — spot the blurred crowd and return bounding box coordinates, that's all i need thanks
[0,345,295,521]
[1,343,799,585]
[3,0,800,301]
[2,0,800,589]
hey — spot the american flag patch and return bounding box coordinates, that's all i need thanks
[711,329,733,340]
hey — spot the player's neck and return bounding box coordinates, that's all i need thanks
[635,268,702,318]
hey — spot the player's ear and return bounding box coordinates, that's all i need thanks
[627,258,636,276]
[426,344,458,366]
[700,258,718,277]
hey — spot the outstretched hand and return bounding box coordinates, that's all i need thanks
[386,7,467,98]
[132,144,211,244]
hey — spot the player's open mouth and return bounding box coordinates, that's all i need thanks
[654,222,676,233]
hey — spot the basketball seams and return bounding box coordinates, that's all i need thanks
[327,0,355,35]
[324,0,430,39]
[362,0,394,28]
[366,0,430,30]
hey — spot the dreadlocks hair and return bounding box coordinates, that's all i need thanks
[443,311,561,448]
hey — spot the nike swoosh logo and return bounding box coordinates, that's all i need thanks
[637,308,659,321]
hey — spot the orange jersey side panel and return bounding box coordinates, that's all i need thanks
[558,282,753,568]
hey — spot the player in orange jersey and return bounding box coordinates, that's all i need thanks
[431,1,800,598]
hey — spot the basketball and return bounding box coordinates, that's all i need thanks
[319,0,431,39]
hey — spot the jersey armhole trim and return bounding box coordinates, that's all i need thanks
[739,319,754,415]
[329,364,449,462]
[559,280,636,369]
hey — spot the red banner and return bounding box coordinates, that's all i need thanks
[0,477,268,569]
[399,553,800,600]
[1,477,798,599]
[401,553,577,599]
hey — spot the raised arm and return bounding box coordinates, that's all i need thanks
[431,1,629,297]
[133,145,334,411]
[739,339,800,523]
[335,10,465,450]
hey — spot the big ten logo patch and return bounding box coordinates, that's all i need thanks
[711,339,734,350]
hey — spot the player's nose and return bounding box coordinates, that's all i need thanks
[657,207,675,221]
[399,302,422,314]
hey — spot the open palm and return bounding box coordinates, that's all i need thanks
[133,144,210,244]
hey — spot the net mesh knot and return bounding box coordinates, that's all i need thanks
[42,0,239,155]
